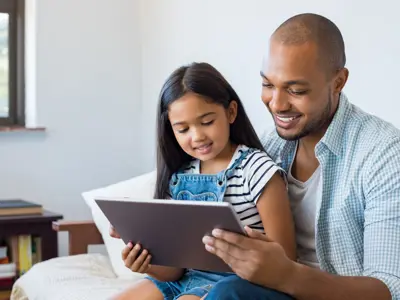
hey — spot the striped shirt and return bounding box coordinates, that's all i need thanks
[182,145,284,231]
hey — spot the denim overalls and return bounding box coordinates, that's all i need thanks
[146,149,250,300]
[170,148,249,202]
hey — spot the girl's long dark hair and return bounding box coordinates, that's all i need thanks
[154,62,264,199]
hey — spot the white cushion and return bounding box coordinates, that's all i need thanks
[82,170,156,278]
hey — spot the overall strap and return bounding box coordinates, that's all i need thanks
[223,148,252,179]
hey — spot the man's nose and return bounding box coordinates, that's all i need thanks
[269,90,291,112]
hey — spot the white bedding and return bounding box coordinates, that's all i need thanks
[11,254,144,300]
[11,172,155,300]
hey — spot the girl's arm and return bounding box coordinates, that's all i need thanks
[255,172,297,260]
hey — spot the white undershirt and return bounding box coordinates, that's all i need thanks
[287,145,322,269]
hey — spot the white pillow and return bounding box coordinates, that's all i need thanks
[82,170,157,278]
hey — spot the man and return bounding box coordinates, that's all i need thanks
[202,13,400,300]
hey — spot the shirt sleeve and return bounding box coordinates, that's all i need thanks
[244,150,287,204]
[363,136,400,299]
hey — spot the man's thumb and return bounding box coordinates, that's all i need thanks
[245,226,272,242]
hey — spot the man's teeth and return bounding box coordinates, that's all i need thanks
[277,116,297,123]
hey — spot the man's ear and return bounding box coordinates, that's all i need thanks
[333,68,349,94]
[228,101,238,124]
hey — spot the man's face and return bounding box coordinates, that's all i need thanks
[261,40,341,141]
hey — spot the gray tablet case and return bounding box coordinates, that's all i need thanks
[95,198,246,273]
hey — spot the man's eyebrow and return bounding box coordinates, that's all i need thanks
[172,112,216,126]
[284,80,310,86]
[260,71,310,86]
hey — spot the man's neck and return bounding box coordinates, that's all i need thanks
[298,133,324,157]
[292,135,322,182]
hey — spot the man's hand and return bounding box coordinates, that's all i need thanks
[109,224,121,239]
[203,226,392,300]
[202,226,295,291]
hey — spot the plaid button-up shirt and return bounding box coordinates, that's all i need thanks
[261,93,400,299]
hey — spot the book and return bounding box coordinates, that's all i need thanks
[0,247,6,260]
[18,235,32,276]
[31,236,42,265]
[0,263,16,274]
[6,237,18,275]
[0,245,8,264]
[0,199,42,216]
[0,277,14,288]
[0,263,16,275]
[0,271,15,280]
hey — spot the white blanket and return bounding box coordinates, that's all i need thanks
[11,254,144,300]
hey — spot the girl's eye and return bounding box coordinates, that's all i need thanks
[177,128,188,134]
[202,120,214,126]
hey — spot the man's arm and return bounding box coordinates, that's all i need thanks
[360,136,400,299]
[285,262,391,300]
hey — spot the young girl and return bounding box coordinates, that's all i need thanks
[113,62,296,300]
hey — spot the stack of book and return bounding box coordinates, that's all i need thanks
[0,199,43,216]
[0,244,16,293]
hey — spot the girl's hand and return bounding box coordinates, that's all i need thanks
[122,242,152,273]
[109,224,121,239]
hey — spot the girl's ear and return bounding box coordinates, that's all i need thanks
[228,100,238,124]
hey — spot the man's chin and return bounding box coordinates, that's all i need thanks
[275,127,305,141]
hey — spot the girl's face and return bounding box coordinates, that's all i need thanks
[168,92,237,162]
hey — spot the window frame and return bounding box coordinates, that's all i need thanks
[0,0,24,127]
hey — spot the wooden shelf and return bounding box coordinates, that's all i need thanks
[0,210,63,299]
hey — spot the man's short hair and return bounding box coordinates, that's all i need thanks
[272,13,346,75]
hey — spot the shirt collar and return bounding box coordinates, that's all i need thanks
[318,93,350,157]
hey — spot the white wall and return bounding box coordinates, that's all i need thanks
[0,0,143,256]
[139,0,400,170]
[1,0,399,256]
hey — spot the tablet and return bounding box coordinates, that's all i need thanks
[95,198,246,273]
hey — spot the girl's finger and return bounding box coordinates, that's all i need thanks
[125,244,141,267]
[109,225,121,238]
[131,248,148,272]
[138,255,152,273]
[121,242,133,260]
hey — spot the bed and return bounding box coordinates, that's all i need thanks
[11,171,156,300]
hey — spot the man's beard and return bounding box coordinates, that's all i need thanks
[274,93,333,141]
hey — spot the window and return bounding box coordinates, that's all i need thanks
[0,0,24,126]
